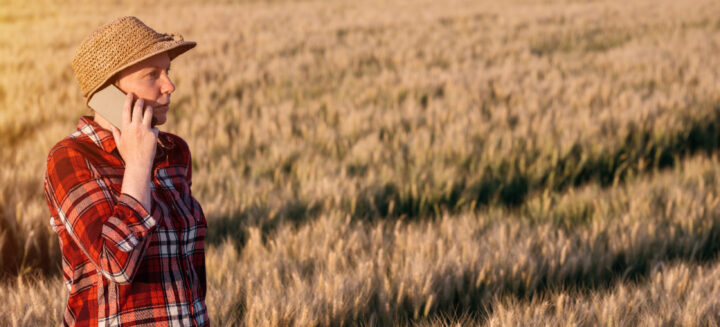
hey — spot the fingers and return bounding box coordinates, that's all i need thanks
[142,105,154,127]
[132,98,144,124]
[122,92,134,130]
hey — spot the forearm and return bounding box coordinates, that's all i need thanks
[121,165,153,212]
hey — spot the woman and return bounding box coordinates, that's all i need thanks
[43,16,209,326]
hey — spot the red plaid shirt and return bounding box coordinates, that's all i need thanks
[44,116,209,327]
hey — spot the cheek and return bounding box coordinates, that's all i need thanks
[122,80,161,100]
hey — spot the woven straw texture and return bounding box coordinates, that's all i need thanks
[71,16,196,104]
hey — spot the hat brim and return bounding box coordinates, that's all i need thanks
[84,39,196,107]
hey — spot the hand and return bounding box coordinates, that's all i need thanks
[110,92,158,212]
[110,92,159,171]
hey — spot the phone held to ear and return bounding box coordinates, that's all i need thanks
[88,84,157,130]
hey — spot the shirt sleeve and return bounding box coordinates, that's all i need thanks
[44,144,157,285]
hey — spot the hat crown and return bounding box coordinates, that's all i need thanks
[71,16,194,102]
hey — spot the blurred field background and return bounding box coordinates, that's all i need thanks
[3,0,720,325]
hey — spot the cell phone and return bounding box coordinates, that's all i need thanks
[88,84,157,130]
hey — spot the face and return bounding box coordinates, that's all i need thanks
[114,52,175,126]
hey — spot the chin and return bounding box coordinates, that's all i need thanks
[153,116,167,126]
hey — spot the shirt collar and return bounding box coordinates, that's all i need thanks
[76,116,117,153]
[76,116,176,155]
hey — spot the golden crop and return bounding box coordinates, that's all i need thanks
[2,0,720,325]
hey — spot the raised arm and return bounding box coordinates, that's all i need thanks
[44,145,156,284]
[44,93,160,284]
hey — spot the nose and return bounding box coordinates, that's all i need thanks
[161,72,175,95]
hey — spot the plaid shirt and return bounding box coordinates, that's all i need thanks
[44,116,209,327]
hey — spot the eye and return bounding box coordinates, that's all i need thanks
[147,70,160,78]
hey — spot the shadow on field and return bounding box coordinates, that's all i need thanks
[208,203,720,325]
[207,104,720,249]
[423,235,720,326]
[202,103,720,325]
[348,103,720,221]
[206,199,323,249]
[374,219,720,325]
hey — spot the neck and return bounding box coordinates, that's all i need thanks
[93,112,115,131]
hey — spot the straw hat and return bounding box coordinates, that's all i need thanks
[72,16,196,106]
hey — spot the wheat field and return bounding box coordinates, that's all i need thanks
[3,0,720,325]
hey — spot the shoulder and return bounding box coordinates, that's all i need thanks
[47,126,113,164]
[45,135,98,185]
[46,134,90,166]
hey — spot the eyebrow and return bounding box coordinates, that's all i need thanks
[144,64,171,72]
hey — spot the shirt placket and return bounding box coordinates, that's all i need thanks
[154,167,200,325]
